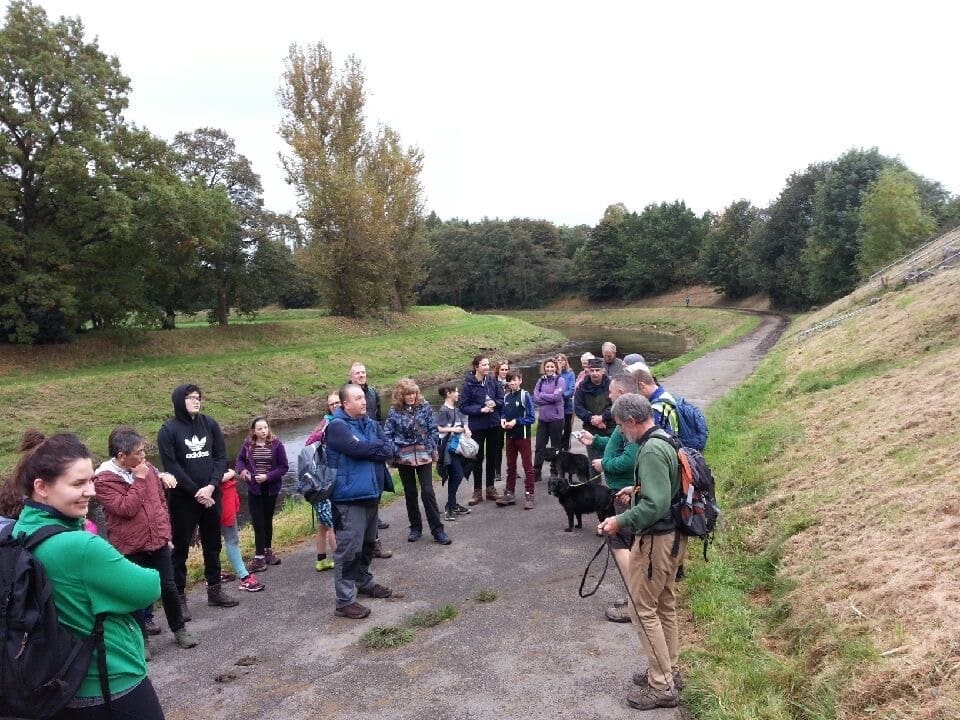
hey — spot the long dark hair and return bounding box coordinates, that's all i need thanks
[14,430,91,497]
[247,417,275,443]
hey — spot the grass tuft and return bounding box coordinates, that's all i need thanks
[406,604,458,628]
[472,589,499,603]
[360,625,415,649]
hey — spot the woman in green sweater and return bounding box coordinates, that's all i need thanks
[12,430,164,719]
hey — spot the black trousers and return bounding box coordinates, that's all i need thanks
[53,678,165,720]
[534,419,564,470]
[168,490,222,591]
[470,426,503,490]
[247,491,279,555]
[397,463,443,534]
[561,412,574,450]
[127,545,184,633]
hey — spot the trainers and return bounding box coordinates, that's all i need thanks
[443,508,457,522]
[626,684,678,710]
[315,558,335,572]
[632,669,685,691]
[605,603,632,623]
[377,518,390,530]
[246,556,267,573]
[434,531,452,545]
[523,493,534,510]
[485,486,501,501]
[467,490,483,506]
[454,504,471,515]
[219,570,237,583]
[264,548,281,566]
[408,529,422,542]
[143,617,161,636]
[372,541,393,559]
[335,601,371,619]
[174,628,199,649]
[495,492,516,506]
[357,583,393,599]
[238,574,265,592]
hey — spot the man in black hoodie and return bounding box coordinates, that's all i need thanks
[158,384,239,615]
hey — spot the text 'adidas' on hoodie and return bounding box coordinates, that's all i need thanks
[157,384,228,497]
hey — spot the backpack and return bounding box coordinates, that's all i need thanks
[296,441,337,504]
[0,525,110,719]
[660,395,709,451]
[662,433,720,560]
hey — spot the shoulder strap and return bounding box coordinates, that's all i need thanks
[23,524,70,552]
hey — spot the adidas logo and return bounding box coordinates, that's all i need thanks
[184,435,210,459]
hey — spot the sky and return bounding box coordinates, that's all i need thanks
[22,0,960,226]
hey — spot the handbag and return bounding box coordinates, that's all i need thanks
[455,435,479,459]
[396,443,431,466]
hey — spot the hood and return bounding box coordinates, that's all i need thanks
[171,383,200,423]
[14,501,84,536]
[95,457,132,479]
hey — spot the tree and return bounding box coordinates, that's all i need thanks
[698,200,761,298]
[857,168,935,276]
[0,0,133,342]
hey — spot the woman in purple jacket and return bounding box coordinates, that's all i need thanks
[533,357,566,481]
[235,417,289,572]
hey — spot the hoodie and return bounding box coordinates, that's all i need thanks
[156,384,228,497]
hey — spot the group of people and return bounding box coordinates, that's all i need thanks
[0,343,693,715]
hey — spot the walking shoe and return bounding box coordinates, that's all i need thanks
[605,599,632,623]
[246,556,267,573]
[357,583,393,599]
[238,574,265,592]
[626,684,678,710]
[443,508,457,522]
[315,558,335,571]
[372,541,393,558]
[178,593,192,623]
[144,638,151,662]
[264,548,281,566]
[174,628,199,649]
[206,583,240,607]
[334,601,371,619]
[454,504,471,515]
[485,486,501,501]
[632,669,685,691]
[220,570,237,583]
[408,529,422,542]
[495,492,516,506]
[377,518,390,530]
[144,617,161,636]
[467,490,483,506]
[434,531,452,545]
[523,493,535,510]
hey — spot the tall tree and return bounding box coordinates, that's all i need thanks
[698,200,761,298]
[857,168,935,276]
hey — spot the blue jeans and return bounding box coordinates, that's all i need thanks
[222,524,249,579]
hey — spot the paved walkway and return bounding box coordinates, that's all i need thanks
[149,312,787,720]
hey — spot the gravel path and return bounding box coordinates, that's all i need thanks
[148,311,788,720]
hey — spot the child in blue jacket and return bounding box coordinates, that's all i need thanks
[496,371,537,509]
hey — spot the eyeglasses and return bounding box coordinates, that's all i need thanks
[185,394,201,401]
[328,402,341,408]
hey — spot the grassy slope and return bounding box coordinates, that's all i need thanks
[681,267,960,719]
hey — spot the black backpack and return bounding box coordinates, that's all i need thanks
[0,524,110,719]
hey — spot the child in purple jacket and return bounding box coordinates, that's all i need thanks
[235,417,289,572]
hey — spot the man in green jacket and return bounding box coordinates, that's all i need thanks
[598,393,685,711]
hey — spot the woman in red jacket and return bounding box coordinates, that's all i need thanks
[94,426,198,651]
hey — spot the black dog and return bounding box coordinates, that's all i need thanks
[542,447,592,485]
[547,474,613,532]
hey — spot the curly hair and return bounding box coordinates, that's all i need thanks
[391,378,424,410]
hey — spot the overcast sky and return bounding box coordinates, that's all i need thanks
[26,0,960,226]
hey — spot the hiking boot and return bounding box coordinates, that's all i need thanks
[632,668,685,691]
[206,583,240,607]
[372,541,393,559]
[626,684,678,710]
[495,492,516,506]
[238,574,265,592]
[485,486,501,501]
[315,558,335,571]
[454,504,471,515]
[377,518,390,530]
[144,638,151,662]
[408,529,423,542]
[335,601,371,619]
[523,493,534,510]
[174,628,199,649]
[443,507,457,522]
[605,600,632,623]
[357,583,393,599]
[219,570,237,583]
[178,593,192,623]
[143,617,161,636]
[264,548,281,566]
[467,490,483,506]
[434,530,452,545]
[246,555,267,573]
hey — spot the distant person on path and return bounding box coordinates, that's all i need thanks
[532,357,566,482]
[496,370,536,509]
[384,379,450,545]
[555,353,577,450]
[12,431,165,719]
[632,368,679,434]
[601,341,626,377]
[326,383,396,619]
[157,384,238,615]
[304,392,341,571]
[94,426,198,654]
[219,468,265,591]
[574,358,613,461]
[459,355,504,505]
[598,393,685,711]
[235,417,289,572]
[435,383,472,522]
[685,296,690,307]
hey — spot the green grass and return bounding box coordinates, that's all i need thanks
[788,359,894,396]
[360,625,416,649]
[406,604,458,628]
[472,589,499,603]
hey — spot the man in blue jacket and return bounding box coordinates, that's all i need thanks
[326,383,396,619]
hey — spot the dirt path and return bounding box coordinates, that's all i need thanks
[148,312,788,720]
